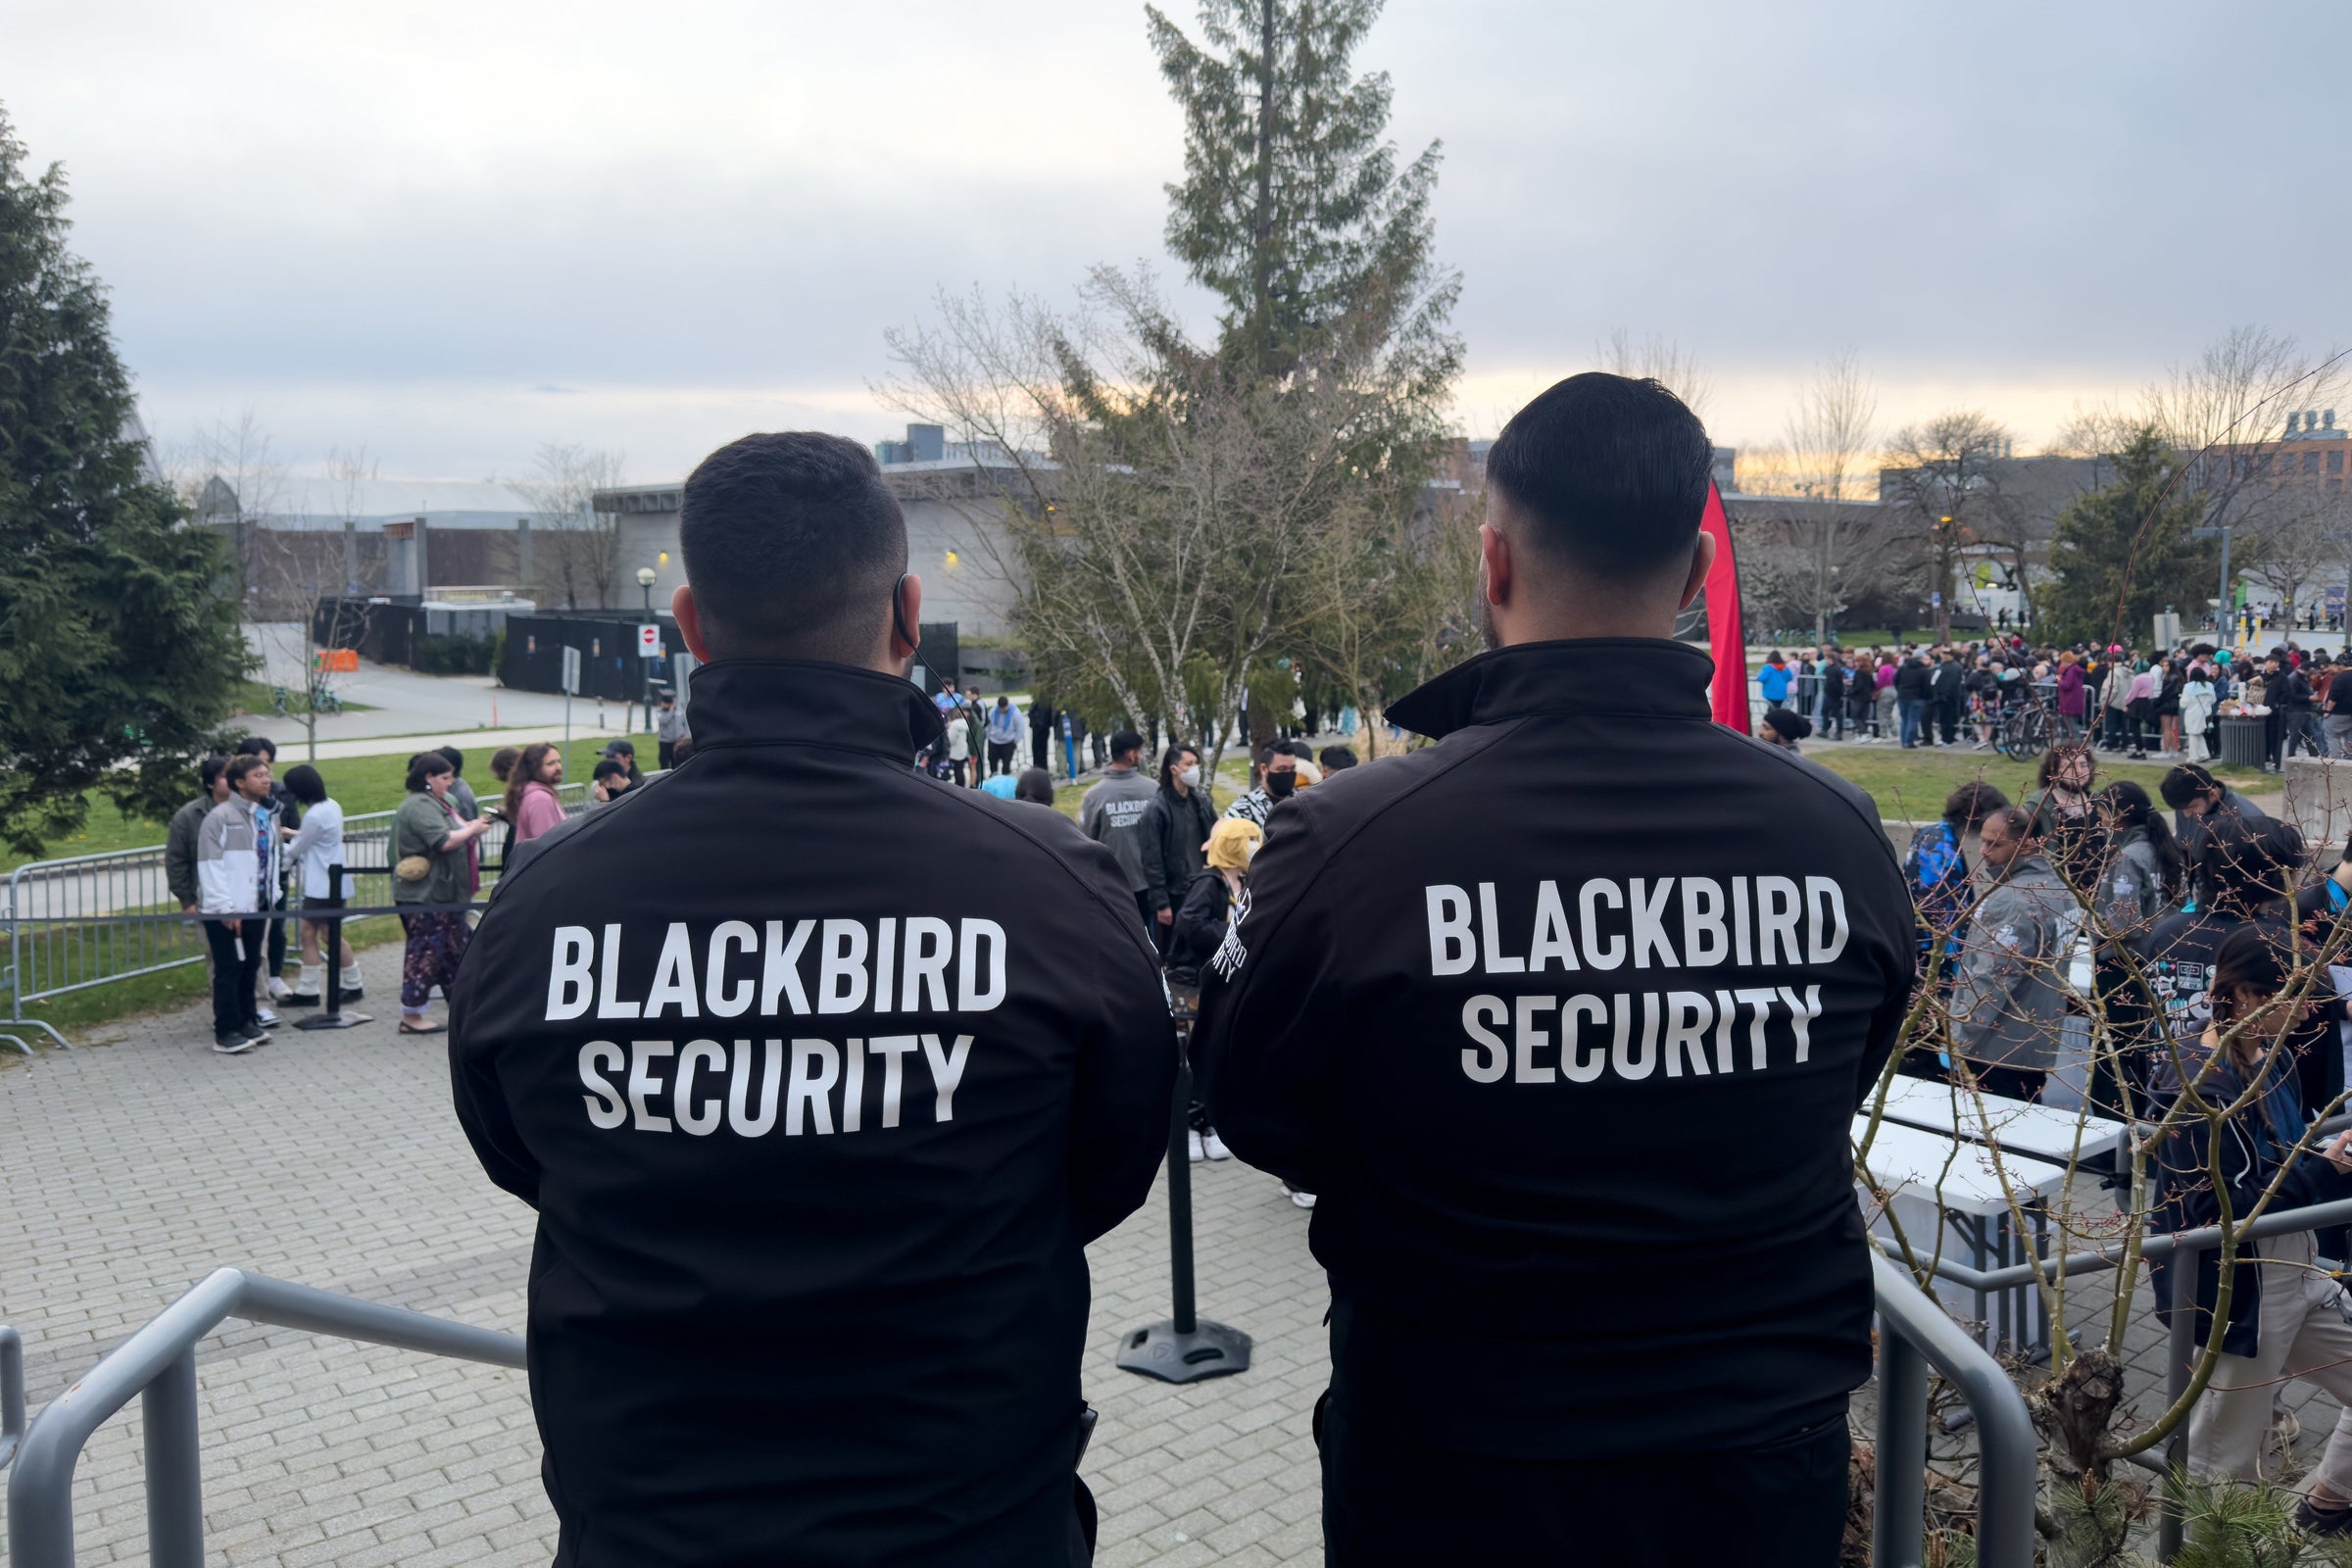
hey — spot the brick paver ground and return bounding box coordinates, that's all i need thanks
[0,949,1330,1566]
[8,955,2348,1564]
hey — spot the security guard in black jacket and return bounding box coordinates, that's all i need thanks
[450,432,1176,1567]
[1195,374,1914,1567]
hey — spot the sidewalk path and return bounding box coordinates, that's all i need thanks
[0,948,1331,1566]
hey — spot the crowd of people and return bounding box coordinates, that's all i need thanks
[1903,743,2352,1528]
[1755,637,2352,768]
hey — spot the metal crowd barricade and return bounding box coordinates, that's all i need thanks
[1,1325,24,1473]
[1870,1251,2037,1568]
[2,1258,2020,1568]
[0,779,606,1051]
[5,1269,524,1568]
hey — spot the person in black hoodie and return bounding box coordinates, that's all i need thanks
[1137,743,1218,947]
[2150,923,2352,1534]
[448,432,1175,1568]
[1195,372,1914,1568]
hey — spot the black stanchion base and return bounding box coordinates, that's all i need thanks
[1115,1319,1251,1384]
[294,1009,372,1031]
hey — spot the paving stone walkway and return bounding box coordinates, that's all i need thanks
[11,954,2350,1565]
[0,949,1329,1566]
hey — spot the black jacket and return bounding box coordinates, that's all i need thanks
[1165,867,1239,986]
[1930,660,1965,705]
[1137,784,1217,913]
[1894,658,1933,701]
[1195,639,1914,1460]
[449,660,1176,1567]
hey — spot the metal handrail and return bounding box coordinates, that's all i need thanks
[0,1325,24,1472]
[5,1269,523,1568]
[1876,1191,2352,1294]
[1871,1251,2037,1568]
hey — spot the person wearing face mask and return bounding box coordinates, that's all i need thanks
[1226,743,1298,826]
[1139,744,1218,949]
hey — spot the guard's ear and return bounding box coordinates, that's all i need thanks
[672,585,710,662]
[1678,529,1717,612]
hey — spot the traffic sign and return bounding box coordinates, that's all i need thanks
[638,623,662,659]
[561,646,582,696]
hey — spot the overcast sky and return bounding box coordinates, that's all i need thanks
[8,0,2344,490]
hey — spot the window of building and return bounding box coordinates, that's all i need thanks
[2306,450,2323,474]
[2330,449,2344,474]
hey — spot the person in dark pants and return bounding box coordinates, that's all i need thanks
[194,753,279,1054]
[234,735,299,1011]
[1196,372,1913,1568]
[1931,648,1965,745]
[1138,744,1218,952]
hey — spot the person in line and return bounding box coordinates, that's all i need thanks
[2142,816,2338,1116]
[2179,664,2218,762]
[1196,372,1914,1566]
[656,690,688,770]
[1757,707,1810,752]
[2162,762,2271,866]
[235,735,298,1016]
[1820,650,1849,740]
[487,746,521,795]
[2086,780,2182,1117]
[1140,743,1218,948]
[1013,766,1056,807]
[985,693,1023,776]
[2054,651,2087,743]
[1755,649,1793,714]
[504,743,568,846]
[1874,650,1900,741]
[2152,923,2352,1537]
[1845,653,1879,741]
[602,738,646,787]
[1948,806,2081,1103]
[1166,815,1263,1167]
[279,763,361,1007]
[1079,730,1158,932]
[1894,647,1932,748]
[449,430,1174,1566]
[1931,647,1967,746]
[389,750,489,1036]
[2023,744,2105,894]
[437,746,481,820]
[195,753,279,1055]
[1224,743,1298,826]
[1280,737,1324,786]
[590,758,636,805]
[166,756,231,917]
[1902,781,2010,983]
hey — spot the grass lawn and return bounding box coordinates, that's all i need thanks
[1807,745,2273,824]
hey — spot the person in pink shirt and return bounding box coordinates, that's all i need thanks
[503,743,568,846]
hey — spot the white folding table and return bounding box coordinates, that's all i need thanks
[1854,1115,2076,1354]
[1869,1074,2129,1172]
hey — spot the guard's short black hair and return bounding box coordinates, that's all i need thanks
[679,432,908,662]
[1485,372,1714,582]
[1108,729,1146,760]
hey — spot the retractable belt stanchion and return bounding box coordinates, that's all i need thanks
[294,862,371,1031]
[1116,1012,1250,1384]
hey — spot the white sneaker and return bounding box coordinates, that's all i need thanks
[1202,1130,1232,1160]
[268,976,293,1000]
[1282,1184,1317,1209]
[1187,1130,1206,1163]
[254,1005,279,1027]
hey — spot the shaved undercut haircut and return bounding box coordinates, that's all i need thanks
[1485,371,1715,582]
[678,431,909,662]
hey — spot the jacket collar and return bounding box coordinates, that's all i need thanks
[685,659,945,760]
[1386,638,1714,739]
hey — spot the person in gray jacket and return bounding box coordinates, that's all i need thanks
[1949,805,2085,1102]
[1078,728,1158,930]
[165,756,232,912]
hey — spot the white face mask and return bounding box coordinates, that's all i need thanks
[1179,765,1201,789]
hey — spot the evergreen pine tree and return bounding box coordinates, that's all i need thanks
[1146,0,1457,380]
[2041,427,2217,649]
[0,104,244,854]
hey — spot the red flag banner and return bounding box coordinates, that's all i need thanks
[1700,481,1750,732]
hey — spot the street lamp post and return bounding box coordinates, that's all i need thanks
[2193,525,2233,644]
[636,565,660,735]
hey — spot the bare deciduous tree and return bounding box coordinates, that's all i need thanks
[509,443,627,609]
[1596,328,1715,421]
[1883,411,2014,641]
